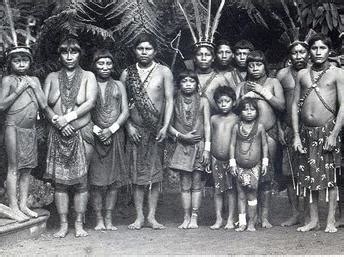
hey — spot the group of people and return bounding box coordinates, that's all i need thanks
[1,30,344,238]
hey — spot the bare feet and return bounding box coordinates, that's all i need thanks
[178,215,190,229]
[235,225,246,232]
[247,222,256,232]
[75,221,88,237]
[20,205,38,218]
[104,218,118,231]
[10,208,30,223]
[297,221,320,232]
[128,217,144,230]
[335,217,344,228]
[261,218,273,229]
[210,218,223,230]
[281,214,300,227]
[224,220,235,230]
[187,214,198,229]
[54,222,68,238]
[147,217,166,230]
[94,218,106,231]
[325,223,337,233]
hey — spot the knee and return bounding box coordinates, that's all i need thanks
[181,179,192,192]
[259,182,272,192]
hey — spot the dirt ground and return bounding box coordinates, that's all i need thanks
[0,191,344,256]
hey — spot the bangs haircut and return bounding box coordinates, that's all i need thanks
[177,69,199,90]
[237,98,259,117]
[133,33,158,50]
[192,45,215,56]
[234,40,254,53]
[216,40,231,52]
[58,37,82,55]
[246,50,268,75]
[92,49,114,65]
[308,33,332,49]
[213,86,236,102]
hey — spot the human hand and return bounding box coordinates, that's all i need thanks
[205,164,212,174]
[201,150,210,166]
[156,126,167,142]
[103,137,112,145]
[61,124,75,137]
[261,164,268,176]
[55,115,69,129]
[127,123,141,144]
[179,130,202,144]
[25,76,40,90]
[242,91,258,99]
[99,128,112,142]
[14,77,29,95]
[246,81,263,94]
[324,134,337,152]
[293,136,306,154]
[230,166,238,176]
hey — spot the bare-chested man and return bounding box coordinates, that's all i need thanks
[231,40,255,87]
[44,37,98,238]
[292,33,344,233]
[237,50,285,228]
[215,40,234,72]
[193,43,235,112]
[120,34,174,230]
[277,40,309,227]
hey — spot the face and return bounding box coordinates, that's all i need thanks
[234,48,251,67]
[10,54,31,75]
[310,40,330,65]
[241,103,257,122]
[135,41,156,65]
[216,95,234,114]
[247,61,265,79]
[194,47,214,70]
[60,48,80,70]
[180,76,198,95]
[290,44,308,70]
[95,57,113,79]
[216,45,233,66]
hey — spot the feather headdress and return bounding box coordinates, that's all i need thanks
[279,27,317,51]
[177,0,225,49]
[2,0,36,60]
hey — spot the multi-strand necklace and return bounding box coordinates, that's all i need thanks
[136,62,156,89]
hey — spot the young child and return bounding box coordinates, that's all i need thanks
[169,69,211,229]
[229,98,269,232]
[0,46,52,222]
[210,86,238,230]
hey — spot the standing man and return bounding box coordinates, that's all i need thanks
[292,33,344,233]
[231,40,255,87]
[44,37,98,238]
[215,40,234,72]
[120,33,174,230]
[277,40,309,227]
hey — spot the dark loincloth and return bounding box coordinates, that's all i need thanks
[211,156,233,194]
[266,123,279,142]
[169,140,204,172]
[296,119,341,191]
[89,128,129,187]
[237,164,261,190]
[281,125,296,177]
[45,123,93,186]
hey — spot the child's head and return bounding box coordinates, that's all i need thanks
[7,49,32,75]
[177,69,199,95]
[237,98,259,122]
[213,86,236,114]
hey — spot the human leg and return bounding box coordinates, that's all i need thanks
[297,190,320,232]
[325,187,337,233]
[147,182,165,230]
[260,183,273,229]
[5,126,29,222]
[54,186,69,238]
[128,184,145,230]
[336,185,344,227]
[225,189,236,229]
[104,186,118,231]
[74,187,89,237]
[91,186,105,230]
[235,183,247,232]
[247,189,258,232]
[18,169,38,218]
[188,171,202,229]
[178,172,192,229]
[281,181,300,227]
[210,192,224,230]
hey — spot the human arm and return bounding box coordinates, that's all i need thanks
[324,69,344,151]
[277,119,286,145]
[229,125,238,176]
[291,71,305,153]
[0,76,28,111]
[42,73,61,127]
[201,97,211,166]
[260,124,269,176]
[156,67,174,142]
[99,81,129,142]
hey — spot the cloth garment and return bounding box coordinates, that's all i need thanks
[211,156,233,194]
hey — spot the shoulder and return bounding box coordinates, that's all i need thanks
[266,77,280,84]
[298,67,308,76]
[158,64,173,75]
[331,66,344,75]
[46,71,59,81]
[257,123,265,132]
[2,75,15,84]
[83,70,96,79]
[276,67,288,80]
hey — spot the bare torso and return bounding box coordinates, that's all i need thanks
[211,113,238,161]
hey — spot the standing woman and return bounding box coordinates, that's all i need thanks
[89,49,129,231]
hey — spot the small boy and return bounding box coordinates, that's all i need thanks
[230,98,269,232]
[210,86,238,230]
[0,46,52,221]
[169,69,211,229]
